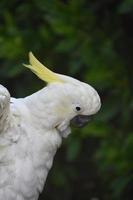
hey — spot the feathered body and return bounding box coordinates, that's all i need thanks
[0,53,101,200]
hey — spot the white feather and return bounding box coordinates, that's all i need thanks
[0,73,101,200]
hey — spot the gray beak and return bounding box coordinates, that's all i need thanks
[70,115,92,128]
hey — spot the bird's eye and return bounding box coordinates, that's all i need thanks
[76,106,81,111]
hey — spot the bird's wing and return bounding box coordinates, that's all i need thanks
[0,85,11,133]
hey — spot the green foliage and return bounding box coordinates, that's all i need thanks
[0,0,133,199]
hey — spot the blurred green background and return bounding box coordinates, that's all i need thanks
[0,0,133,199]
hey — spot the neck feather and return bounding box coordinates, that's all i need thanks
[24,87,61,129]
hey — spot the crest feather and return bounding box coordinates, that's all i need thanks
[24,52,63,83]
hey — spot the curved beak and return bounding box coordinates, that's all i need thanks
[70,115,92,128]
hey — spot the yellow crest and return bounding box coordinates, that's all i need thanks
[24,52,63,83]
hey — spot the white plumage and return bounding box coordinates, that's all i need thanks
[0,53,101,200]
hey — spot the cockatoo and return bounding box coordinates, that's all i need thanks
[0,53,101,200]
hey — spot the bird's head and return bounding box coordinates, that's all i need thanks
[24,53,101,137]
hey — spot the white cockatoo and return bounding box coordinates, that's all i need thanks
[0,53,101,200]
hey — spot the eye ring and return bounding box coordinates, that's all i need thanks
[75,106,81,111]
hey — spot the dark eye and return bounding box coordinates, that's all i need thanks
[76,106,81,111]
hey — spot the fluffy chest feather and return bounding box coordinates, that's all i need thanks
[0,121,62,200]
